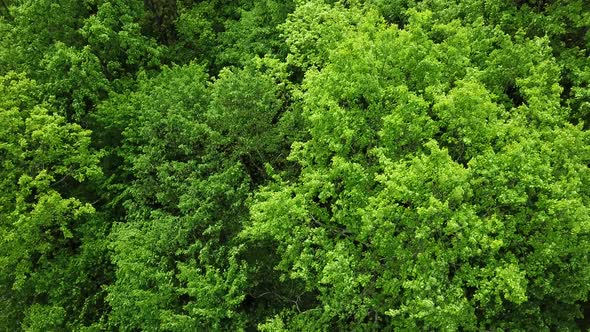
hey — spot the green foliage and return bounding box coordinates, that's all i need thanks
[218,0,296,66]
[173,2,221,66]
[0,73,105,329]
[79,0,163,76]
[243,5,590,330]
[1,0,590,330]
[40,43,109,121]
[100,64,251,330]
[281,0,382,70]
[207,65,287,183]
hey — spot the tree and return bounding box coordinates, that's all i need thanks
[217,0,296,67]
[1,0,589,329]
[244,6,590,330]
[100,64,252,330]
[0,72,105,330]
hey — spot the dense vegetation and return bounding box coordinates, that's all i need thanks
[1,0,589,330]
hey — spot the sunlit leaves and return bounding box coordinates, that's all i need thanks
[0,72,102,329]
[1,0,590,330]
[245,3,590,330]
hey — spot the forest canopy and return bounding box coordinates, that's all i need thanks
[1,0,589,330]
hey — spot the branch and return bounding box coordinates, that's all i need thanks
[51,174,71,187]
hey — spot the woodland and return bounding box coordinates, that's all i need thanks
[1,0,589,330]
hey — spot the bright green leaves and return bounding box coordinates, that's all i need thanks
[107,217,182,331]
[433,79,504,162]
[281,1,381,70]
[7,0,89,61]
[1,0,167,121]
[0,73,100,213]
[22,305,67,331]
[40,43,109,121]
[465,126,590,328]
[2,0,590,330]
[244,3,590,330]
[368,143,476,329]
[0,72,102,329]
[173,254,248,330]
[379,86,437,158]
